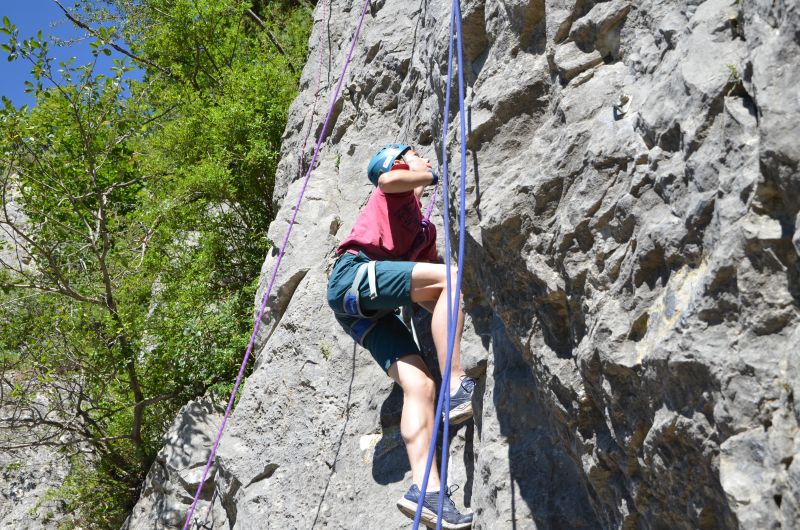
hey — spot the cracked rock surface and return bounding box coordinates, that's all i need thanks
[0,437,68,528]
[128,0,799,528]
[123,399,226,530]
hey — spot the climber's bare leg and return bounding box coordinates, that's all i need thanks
[410,263,466,394]
[387,354,440,490]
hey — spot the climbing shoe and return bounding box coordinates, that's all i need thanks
[447,376,476,425]
[396,484,473,529]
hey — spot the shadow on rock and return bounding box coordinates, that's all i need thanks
[491,317,598,528]
[373,383,410,485]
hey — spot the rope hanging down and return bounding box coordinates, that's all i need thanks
[298,0,330,181]
[182,0,372,527]
[413,0,469,528]
[196,1,331,525]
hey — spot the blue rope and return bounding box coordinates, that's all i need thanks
[437,0,468,526]
[413,10,454,528]
[412,0,468,527]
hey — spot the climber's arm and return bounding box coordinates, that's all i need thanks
[378,151,437,194]
[378,169,435,194]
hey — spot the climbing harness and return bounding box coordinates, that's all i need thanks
[344,260,378,317]
[182,0,372,527]
[338,260,393,345]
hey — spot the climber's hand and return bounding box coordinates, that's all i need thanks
[404,151,432,173]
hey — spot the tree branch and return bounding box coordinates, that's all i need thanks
[0,281,101,305]
[245,9,296,74]
[53,0,174,78]
[135,392,180,409]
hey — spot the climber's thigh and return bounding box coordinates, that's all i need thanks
[387,353,434,396]
[358,259,417,312]
[410,262,456,303]
[362,312,422,373]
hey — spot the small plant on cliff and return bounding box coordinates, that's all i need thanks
[725,63,747,97]
[320,341,333,360]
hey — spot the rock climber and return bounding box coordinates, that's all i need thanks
[326,144,475,529]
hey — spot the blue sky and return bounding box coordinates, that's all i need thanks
[1,0,140,107]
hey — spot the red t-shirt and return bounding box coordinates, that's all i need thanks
[337,187,438,262]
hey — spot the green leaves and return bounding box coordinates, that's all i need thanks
[1,0,312,526]
[0,17,21,63]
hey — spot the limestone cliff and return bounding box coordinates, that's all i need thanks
[128,0,800,528]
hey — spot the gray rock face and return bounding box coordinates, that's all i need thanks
[0,178,32,272]
[139,0,800,528]
[0,445,68,529]
[123,398,228,530]
[0,390,70,528]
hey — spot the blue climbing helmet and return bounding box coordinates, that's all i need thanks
[367,144,411,186]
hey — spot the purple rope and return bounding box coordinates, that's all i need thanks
[423,181,440,222]
[182,0,372,527]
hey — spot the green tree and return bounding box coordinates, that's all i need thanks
[0,1,310,526]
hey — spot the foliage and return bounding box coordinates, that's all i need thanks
[49,455,131,529]
[0,1,311,526]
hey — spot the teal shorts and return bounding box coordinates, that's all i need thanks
[327,251,421,372]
